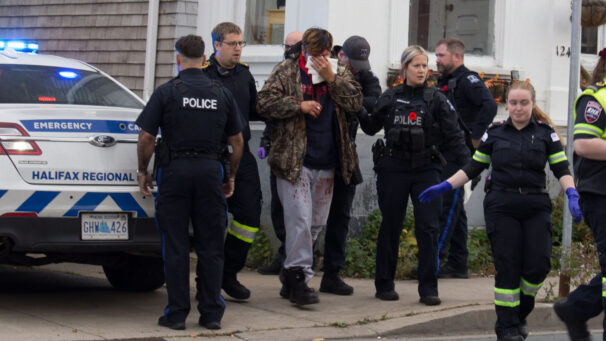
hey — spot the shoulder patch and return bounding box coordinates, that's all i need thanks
[551,132,560,142]
[585,100,603,123]
[238,61,249,68]
[467,75,481,84]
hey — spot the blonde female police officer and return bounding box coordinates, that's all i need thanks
[358,45,469,305]
[419,81,582,341]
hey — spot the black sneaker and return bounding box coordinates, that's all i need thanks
[199,317,221,330]
[320,273,353,295]
[553,298,591,341]
[375,290,399,301]
[158,315,185,330]
[257,257,283,275]
[438,263,468,279]
[222,277,251,300]
[419,295,441,306]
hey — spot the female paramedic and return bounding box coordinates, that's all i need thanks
[357,45,469,306]
[419,80,582,341]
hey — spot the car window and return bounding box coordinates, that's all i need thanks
[0,64,143,109]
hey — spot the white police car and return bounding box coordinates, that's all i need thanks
[0,41,163,291]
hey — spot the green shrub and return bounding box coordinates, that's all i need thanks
[467,228,494,275]
[245,226,274,268]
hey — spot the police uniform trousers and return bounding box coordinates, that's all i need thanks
[224,147,262,282]
[438,159,468,272]
[155,158,226,323]
[324,171,357,274]
[375,166,441,298]
[269,172,286,262]
[566,192,606,338]
[484,190,551,337]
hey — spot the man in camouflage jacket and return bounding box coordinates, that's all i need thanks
[256,28,362,306]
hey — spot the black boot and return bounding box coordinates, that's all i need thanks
[320,272,353,295]
[222,273,250,300]
[285,267,319,306]
[553,298,591,341]
[279,267,289,298]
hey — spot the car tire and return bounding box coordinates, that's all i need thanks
[103,254,165,292]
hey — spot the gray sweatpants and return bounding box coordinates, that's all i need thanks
[276,166,334,282]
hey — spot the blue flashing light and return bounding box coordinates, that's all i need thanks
[0,40,39,53]
[58,71,80,79]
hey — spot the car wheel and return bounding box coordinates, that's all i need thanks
[103,254,164,291]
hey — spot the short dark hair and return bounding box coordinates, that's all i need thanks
[303,28,333,55]
[211,22,242,44]
[175,34,204,59]
[437,37,465,58]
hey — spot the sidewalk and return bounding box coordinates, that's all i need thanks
[152,269,601,341]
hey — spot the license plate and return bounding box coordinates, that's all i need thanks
[81,213,128,240]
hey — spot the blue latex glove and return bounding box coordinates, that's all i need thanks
[566,187,583,223]
[418,181,453,203]
[257,146,267,159]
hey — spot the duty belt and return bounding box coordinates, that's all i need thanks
[386,148,412,160]
[171,150,219,160]
[491,185,547,194]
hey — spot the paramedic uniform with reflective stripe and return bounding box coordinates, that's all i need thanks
[135,68,243,325]
[203,55,262,292]
[566,84,606,337]
[460,117,570,338]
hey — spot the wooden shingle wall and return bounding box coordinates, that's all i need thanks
[0,0,198,97]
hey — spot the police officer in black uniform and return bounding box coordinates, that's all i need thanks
[358,45,469,305]
[420,81,581,341]
[434,37,497,278]
[136,34,244,331]
[554,49,606,341]
[203,22,262,299]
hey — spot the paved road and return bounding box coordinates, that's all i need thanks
[347,332,603,340]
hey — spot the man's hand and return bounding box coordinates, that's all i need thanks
[300,100,322,118]
[138,172,154,196]
[223,178,235,198]
[310,55,335,83]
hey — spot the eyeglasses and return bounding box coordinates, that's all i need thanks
[222,41,246,48]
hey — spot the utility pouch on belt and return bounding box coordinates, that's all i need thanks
[372,138,385,171]
[152,137,170,180]
[220,144,232,184]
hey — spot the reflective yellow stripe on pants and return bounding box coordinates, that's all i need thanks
[494,287,520,308]
[228,220,258,244]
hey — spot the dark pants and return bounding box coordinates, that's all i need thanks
[155,158,226,323]
[375,167,441,298]
[224,149,262,281]
[484,190,552,338]
[566,192,606,340]
[324,172,357,273]
[269,173,286,261]
[438,160,468,272]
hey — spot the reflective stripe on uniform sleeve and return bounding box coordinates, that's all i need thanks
[228,220,258,244]
[548,151,568,165]
[472,150,491,164]
[520,277,543,297]
[574,123,603,138]
[602,277,606,297]
[494,287,520,307]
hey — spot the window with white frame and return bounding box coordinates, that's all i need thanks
[408,0,495,55]
[244,0,285,45]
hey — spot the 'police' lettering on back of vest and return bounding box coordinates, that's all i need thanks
[182,97,218,111]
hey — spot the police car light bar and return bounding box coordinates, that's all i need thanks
[0,40,39,53]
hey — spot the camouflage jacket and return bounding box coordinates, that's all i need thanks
[257,53,363,184]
